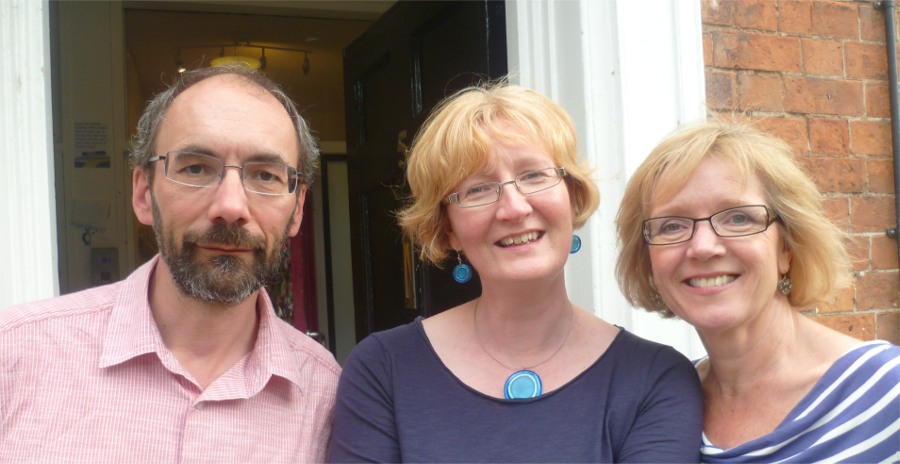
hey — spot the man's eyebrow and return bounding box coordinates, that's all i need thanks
[245,153,290,165]
[174,144,289,166]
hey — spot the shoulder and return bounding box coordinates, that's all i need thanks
[602,330,702,396]
[0,283,122,335]
[838,340,900,379]
[358,319,426,357]
[341,320,426,377]
[274,317,341,378]
[610,329,697,373]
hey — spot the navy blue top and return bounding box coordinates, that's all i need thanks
[329,318,703,463]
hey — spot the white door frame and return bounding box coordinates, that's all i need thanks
[506,0,707,359]
[0,0,58,310]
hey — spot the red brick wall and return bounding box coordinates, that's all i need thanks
[702,0,899,343]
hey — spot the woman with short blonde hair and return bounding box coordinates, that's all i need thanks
[615,119,899,463]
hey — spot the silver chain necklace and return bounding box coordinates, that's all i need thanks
[473,299,574,398]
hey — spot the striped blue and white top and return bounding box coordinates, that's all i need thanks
[700,340,900,464]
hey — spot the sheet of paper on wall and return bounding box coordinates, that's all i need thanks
[74,122,110,168]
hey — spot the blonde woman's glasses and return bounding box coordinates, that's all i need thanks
[643,205,778,245]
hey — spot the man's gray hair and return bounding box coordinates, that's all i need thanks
[129,64,319,186]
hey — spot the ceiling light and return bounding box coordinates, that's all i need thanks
[174,49,186,73]
[173,42,314,75]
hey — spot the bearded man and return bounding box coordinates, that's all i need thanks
[0,66,340,463]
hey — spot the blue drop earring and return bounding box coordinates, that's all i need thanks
[453,251,472,283]
[570,235,581,254]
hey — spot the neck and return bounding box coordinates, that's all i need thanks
[474,272,572,365]
[149,260,260,389]
[699,297,803,395]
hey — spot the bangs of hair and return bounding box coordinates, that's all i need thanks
[400,82,598,266]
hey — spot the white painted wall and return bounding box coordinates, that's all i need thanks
[0,0,58,310]
[506,0,707,359]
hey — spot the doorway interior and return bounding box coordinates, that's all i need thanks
[53,1,394,364]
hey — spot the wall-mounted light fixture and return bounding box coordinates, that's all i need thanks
[174,42,314,74]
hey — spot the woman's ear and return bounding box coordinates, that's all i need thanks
[778,235,793,275]
[444,218,461,251]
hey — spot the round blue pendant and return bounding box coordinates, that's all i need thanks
[504,370,542,399]
[570,235,581,254]
[453,263,472,283]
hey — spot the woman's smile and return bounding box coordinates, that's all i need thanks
[685,274,738,289]
[497,231,543,247]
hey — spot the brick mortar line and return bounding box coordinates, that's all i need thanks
[700,24,899,41]
[702,25,897,46]
[707,66,892,84]
[711,108,894,123]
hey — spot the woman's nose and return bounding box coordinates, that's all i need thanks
[495,183,532,221]
[685,220,726,260]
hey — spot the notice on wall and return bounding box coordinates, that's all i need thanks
[74,122,110,168]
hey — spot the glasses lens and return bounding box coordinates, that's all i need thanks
[516,168,562,194]
[166,152,222,187]
[457,182,500,207]
[711,206,769,236]
[645,217,694,244]
[243,162,296,195]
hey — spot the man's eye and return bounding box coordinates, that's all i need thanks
[251,169,284,183]
[185,164,208,175]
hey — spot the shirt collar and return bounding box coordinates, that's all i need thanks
[244,289,307,396]
[99,255,306,395]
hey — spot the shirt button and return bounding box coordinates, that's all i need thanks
[196,402,205,410]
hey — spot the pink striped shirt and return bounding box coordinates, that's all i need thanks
[0,256,341,463]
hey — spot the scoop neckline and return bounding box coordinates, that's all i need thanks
[411,316,624,403]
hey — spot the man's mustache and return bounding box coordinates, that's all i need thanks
[182,223,267,253]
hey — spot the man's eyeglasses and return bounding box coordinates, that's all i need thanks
[148,151,300,195]
[447,167,566,208]
[642,205,778,246]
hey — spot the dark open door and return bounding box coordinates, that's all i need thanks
[344,0,507,341]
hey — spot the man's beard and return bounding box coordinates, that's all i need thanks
[152,200,294,304]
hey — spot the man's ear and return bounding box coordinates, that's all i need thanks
[133,169,154,226]
[288,184,308,237]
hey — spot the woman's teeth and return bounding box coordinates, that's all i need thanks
[500,231,540,246]
[688,275,736,288]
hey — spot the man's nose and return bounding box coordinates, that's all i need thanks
[207,167,250,226]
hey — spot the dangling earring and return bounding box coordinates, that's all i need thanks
[651,292,665,308]
[778,273,792,296]
[453,251,472,283]
[649,276,665,309]
[570,235,581,254]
